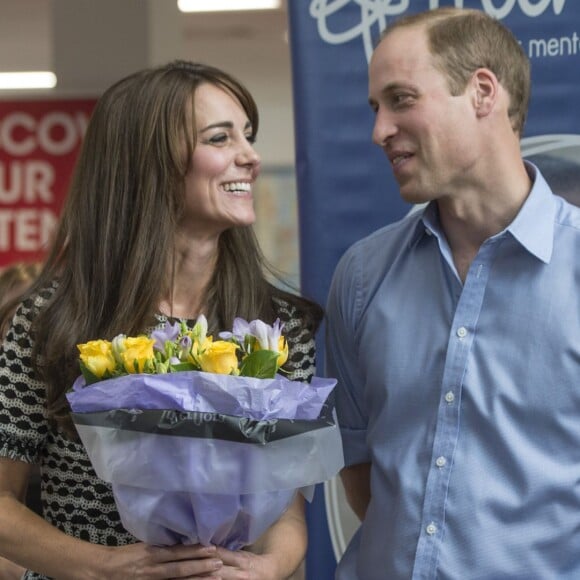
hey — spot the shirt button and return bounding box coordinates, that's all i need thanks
[435,456,447,468]
[426,523,437,535]
[457,326,467,338]
[445,391,455,403]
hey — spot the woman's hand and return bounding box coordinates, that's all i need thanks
[209,493,307,579]
[214,547,279,580]
[0,460,223,580]
[98,543,224,579]
[0,555,26,580]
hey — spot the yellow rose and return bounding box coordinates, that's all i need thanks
[77,340,116,378]
[121,336,156,374]
[197,340,239,375]
[253,336,288,369]
[276,336,288,368]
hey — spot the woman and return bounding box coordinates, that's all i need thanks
[0,61,322,579]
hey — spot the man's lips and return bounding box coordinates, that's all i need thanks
[387,151,413,167]
[388,152,414,171]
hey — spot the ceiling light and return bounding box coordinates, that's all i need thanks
[178,0,280,12]
[0,72,57,90]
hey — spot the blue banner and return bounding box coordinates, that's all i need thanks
[288,1,580,578]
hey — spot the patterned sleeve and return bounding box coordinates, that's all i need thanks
[273,297,317,383]
[0,290,52,463]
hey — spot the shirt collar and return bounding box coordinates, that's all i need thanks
[408,205,434,248]
[414,161,556,263]
[504,161,555,264]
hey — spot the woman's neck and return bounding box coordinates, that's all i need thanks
[159,235,219,320]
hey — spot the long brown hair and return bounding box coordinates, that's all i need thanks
[1,61,321,434]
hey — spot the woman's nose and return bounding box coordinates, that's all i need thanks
[236,139,261,167]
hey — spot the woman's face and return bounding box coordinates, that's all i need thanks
[181,83,261,238]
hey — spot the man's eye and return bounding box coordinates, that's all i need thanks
[392,94,413,108]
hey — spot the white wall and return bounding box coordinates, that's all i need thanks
[0,0,295,167]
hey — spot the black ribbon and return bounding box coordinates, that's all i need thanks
[72,403,335,445]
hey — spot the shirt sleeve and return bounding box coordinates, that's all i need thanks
[325,244,370,466]
[0,295,51,463]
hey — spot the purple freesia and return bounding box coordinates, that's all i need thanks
[249,318,284,351]
[231,317,251,342]
[151,321,180,352]
[178,335,192,361]
[230,317,285,351]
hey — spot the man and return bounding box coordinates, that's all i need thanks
[326,8,580,579]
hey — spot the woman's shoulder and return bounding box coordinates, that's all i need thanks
[19,280,59,316]
[271,293,323,343]
[271,295,297,320]
[1,280,58,337]
[272,292,322,327]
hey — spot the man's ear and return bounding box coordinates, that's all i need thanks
[470,68,498,119]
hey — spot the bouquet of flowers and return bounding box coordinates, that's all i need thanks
[66,316,343,550]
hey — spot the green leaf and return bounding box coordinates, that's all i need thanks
[239,350,279,379]
[142,359,157,374]
[79,360,104,386]
[154,360,169,374]
[169,362,198,373]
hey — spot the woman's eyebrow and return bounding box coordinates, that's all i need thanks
[200,121,233,132]
[200,120,253,133]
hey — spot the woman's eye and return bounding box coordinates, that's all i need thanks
[246,134,256,145]
[208,134,228,144]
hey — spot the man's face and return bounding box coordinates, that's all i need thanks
[368,25,480,205]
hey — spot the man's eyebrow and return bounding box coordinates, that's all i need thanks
[380,81,417,94]
[369,82,418,105]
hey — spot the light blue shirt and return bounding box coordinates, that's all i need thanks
[326,164,580,580]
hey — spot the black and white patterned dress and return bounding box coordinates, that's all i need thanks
[0,286,317,580]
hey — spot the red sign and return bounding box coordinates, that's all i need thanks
[0,99,96,267]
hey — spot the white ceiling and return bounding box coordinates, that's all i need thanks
[0,0,290,77]
[0,0,295,164]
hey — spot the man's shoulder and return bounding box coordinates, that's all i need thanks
[330,209,424,297]
[344,209,423,260]
[554,195,580,230]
